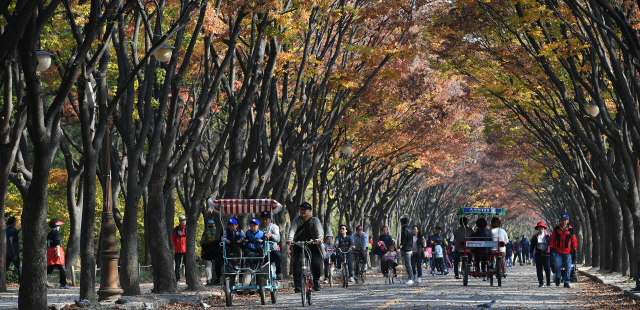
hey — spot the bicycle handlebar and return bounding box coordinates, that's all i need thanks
[291,240,318,246]
[336,248,352,254]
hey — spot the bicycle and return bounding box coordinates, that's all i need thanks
[382,258,397,284]
[292,240,316,307]
[336,248,352,288]
[354,249,367,284]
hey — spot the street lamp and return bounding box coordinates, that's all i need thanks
[430,197,436,203]
[547,185,554,191]
[339,142,352,156]
[586,100,600,117]
[154,43,175,62]
[36,50,53,72]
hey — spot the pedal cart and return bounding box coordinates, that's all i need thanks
[456,207,506,287]
[208,199,283,307]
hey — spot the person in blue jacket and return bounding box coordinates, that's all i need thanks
[505,240,513,267]
[244,218,265,260]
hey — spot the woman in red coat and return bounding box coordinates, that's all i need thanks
[47,218,70,289]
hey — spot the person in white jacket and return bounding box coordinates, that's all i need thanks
[490,217,509,277]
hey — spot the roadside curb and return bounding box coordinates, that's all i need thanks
[578,266,640,302]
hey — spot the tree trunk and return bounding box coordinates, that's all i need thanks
[146,177,177,293]
[185,199,205,291]
[120,182,142,295]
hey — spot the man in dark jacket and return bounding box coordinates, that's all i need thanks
[520,236,531,265]
[397,218,414,284]
[514,237,522,266]
[550,213,578,288]
[5,216,20,283]
[471,218,492,281]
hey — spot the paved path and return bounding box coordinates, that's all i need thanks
[0,265,591,309]
[213,265,585,309]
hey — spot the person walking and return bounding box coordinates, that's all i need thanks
[259,211,283,280]
[46,218,70,289]
[531,222,551,287]
[452,217,473,279]
[520,235,531,265]
[397,218,414,284]
[550,213,578,288]
[172,215,187,283]
[5,216,20,283]
[513,237,522,266]
[428,226,448,274]
[490,217,509,277]
[335,224,355,283]
[286,202,324,292]
[200,220,217,285]
[505,240,513,267]
[410,225,426,283]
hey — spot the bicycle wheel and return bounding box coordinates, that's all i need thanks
[259,275,266,305]
[496,258,502,287]
[361,259,366,283]
[270,289,277,304]
[329,264,333,287]
[462,256,469,286]
[224,276,233,307]
[343,260,349,288]
[307,289,312,305]
[301,274,307,307]
[354,259,359,284]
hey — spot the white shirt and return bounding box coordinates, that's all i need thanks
[490,227,509,253]
[435,245,443,258]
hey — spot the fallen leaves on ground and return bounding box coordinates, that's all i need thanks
[577,277,638,309]
[158,287,295,309]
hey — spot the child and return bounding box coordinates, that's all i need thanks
[244,218,265,260]
[434,240,444,274]
[323,233,336,283]
[222,218,245,269]
[381,244,398,277]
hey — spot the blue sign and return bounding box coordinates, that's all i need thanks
[462,207,503,214]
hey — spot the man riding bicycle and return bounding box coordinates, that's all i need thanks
[286,202,324,292]
[335,225,355,283]
[352,225,369,278]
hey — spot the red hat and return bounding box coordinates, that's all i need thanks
[535,222,547,229]
[54,221,64,225]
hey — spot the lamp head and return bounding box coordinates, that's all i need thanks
[339,142,352,156]
[586,100,600,117]
[154,43,175,62]
[36,50,54,72]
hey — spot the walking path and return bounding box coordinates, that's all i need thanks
[0,264,637,309]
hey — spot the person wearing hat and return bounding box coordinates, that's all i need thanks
[244,218,265,262]
[530,221,551,287]
[286,202,324,293]
[222,218,245,269]
[172,215,188,283]
[46,218,70,289]
[351,225,369,279]
[550,213,578,288]
[259,211,283,280]
[200,220,218,285]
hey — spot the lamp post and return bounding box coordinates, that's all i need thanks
[97,125,123,301]
[430,196,436,203]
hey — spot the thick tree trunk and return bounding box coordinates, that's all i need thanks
[185,199,205,291]
[146,178,177,293]
[79,152,98,301]
[120,182,142,295]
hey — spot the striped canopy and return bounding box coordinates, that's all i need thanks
[208,198,283,215]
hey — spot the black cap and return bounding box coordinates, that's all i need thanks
[261,211,271,219]
[300,202,312,210]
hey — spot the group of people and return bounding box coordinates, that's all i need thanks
[4,202,581,294]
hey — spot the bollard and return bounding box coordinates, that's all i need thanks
[71,266,76,287]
